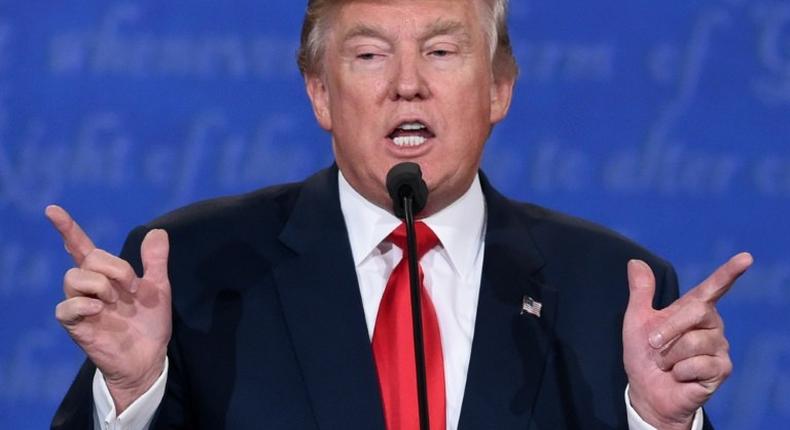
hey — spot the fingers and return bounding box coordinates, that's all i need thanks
[45,205,97,265]
[64,268,119,303]
[654,327,728,371]
[689,252,753,304]
[650,253,752,348]
[141,229,170,286]
[82,249,138,293]
[672,355,732,384]
[649,300,721,349]
[63,248,139,303]
[55,297,104,326]
[626,260,656,313]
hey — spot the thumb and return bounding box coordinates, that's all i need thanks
[626,259,657,315]
[141,229,170,285]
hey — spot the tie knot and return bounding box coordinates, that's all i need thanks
[388,222,439,260]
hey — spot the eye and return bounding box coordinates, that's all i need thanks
[427,44,459,58]
[357,53,377,60]
[430,49,452,57]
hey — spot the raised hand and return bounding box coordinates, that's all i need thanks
[622,253,752,429]
[46,205,172,413]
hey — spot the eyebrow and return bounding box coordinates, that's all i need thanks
[419,19,472,46]
[341,19,473,46]
[342,24,390,44]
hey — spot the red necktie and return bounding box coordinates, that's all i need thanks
[372,222,446,430]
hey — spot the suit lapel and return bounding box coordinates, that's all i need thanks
[273,167,385,429]
[459,174,559,429]
[271,168,557,429]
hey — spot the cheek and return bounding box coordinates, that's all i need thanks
[445,66,493,116]
[435,79,491,167]
[444,91,492,143]
[329,81,387,134]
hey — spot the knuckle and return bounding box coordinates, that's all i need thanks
[113,261,135,287]
[55,300,78,324]
[97,278,113,299]
[656,358,670,372]
[662,319,678,335]
[720,335,730,352]
[722,357,733,378]
[54,301,65,321]
[63,267,80,284]
[63,268,81,295]
[690,312,704,328]
[707,357,732,382]
[715,313,725,329]
[703,304,717,320]
[705,303,721,325]
[82,248,104,269]
[686,332,704,352]
[689,302,711,326]
[120,261,136,282]
[655,352,673,371]
[82,248,97,266]
[657,320,678,342]
[105,272,119,287]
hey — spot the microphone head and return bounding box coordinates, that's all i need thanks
[386,162,429,218]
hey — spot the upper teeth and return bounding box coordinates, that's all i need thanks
[399,122,425,131]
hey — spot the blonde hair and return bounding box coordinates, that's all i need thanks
[296,0,518,80]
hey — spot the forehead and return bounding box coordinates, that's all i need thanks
[326,0,487,39]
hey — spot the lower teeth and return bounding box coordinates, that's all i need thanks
[392,136,426,147]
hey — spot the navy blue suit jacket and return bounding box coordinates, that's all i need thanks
[52,166,713,429]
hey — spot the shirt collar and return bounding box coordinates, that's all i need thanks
[338,170,486,277]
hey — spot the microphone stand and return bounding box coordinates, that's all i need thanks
[402,195,431,430]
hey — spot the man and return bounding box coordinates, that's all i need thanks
[49,0,751,429]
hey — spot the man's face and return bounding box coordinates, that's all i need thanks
[306,0,515,216]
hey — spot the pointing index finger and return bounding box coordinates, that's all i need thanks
[689,252,753,304]
[45,205,96,266]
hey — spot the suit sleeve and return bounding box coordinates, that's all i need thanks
[50,358,98,429]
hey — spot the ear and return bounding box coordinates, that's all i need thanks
[489,74,515,124]
[305,74,333,131]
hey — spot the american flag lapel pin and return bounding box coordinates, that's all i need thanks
[521,295,542,318]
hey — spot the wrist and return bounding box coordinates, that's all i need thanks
[628,386,695,430]
[105,355,166,414]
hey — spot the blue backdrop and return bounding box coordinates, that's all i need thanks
[2,1,788,428]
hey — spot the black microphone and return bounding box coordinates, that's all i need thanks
[386,162,429,218]
[385,162,431,430]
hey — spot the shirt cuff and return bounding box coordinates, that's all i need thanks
[625,384,703,430]
[92,357,169,430]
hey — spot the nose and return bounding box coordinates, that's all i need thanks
[391,53,430,101]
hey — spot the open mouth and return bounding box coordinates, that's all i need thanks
[387,121,436,147]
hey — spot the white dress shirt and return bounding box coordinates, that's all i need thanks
[91,171,702,430]
[339,171,486,429]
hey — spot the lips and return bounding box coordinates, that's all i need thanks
[387,120,436,147]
